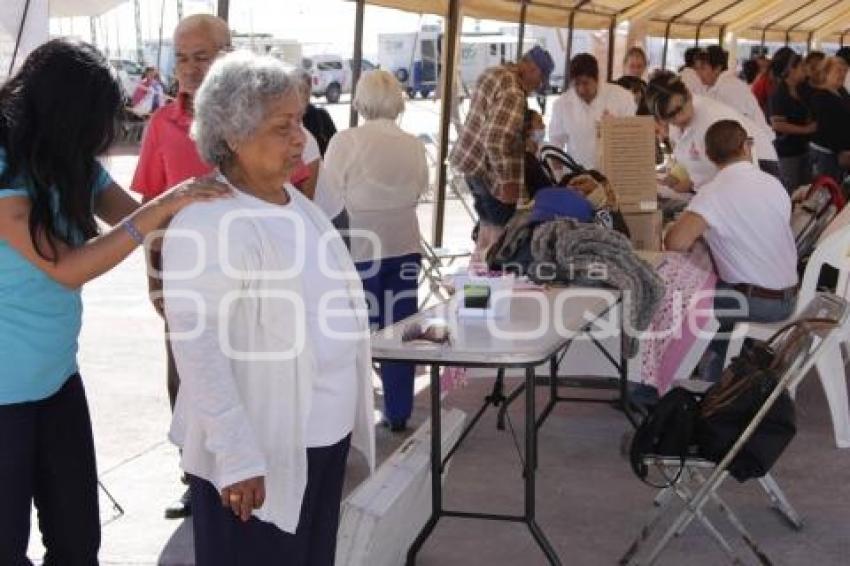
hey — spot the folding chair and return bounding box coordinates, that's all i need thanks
[418,237,470,307]
[621,292,848,566]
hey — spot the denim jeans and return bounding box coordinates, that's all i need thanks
[701,282,796,381]
[356,253,421,425]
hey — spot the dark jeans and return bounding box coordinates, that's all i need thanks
[466,175,516,227]
[356,253,421,425]
[702,282,796,381]
[778,154,811,194]
[0,375,100,566]
[190,434,351,566]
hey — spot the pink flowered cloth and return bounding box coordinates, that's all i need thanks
[639,247,717,394]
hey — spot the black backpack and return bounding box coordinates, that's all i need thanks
[630,318,835,486]
[629,387,701,487]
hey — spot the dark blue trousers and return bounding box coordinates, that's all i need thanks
[0,374,100,566]
[356,253,421,425]
[190,434,351,566]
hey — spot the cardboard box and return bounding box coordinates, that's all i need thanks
[597,116,657,213]
[623,211,663,251]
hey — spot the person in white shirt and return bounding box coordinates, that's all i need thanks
[694,45,771,133]
[646,71,778,191]
[321,69,428,432]
[679,47,706,96]
[665,119,797,381]
[549,53,637,170]
[162,51,375,565]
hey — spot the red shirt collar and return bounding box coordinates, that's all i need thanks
[167,92,193,128]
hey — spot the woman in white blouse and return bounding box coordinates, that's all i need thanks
[646,70,779,192]
[321,69,428,431]
[161,51,375,565]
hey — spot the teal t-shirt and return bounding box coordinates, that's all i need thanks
[0,148,113,404]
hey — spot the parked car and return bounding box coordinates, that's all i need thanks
[302,54,377,104]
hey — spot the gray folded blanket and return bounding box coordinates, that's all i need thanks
[528,219,665,357]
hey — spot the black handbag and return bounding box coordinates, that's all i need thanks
[696,318,835,482]
[630,387,701,487]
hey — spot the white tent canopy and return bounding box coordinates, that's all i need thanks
[50,0,127,17]
[1,0,125,77]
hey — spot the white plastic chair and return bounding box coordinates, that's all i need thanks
[724,223,850,448]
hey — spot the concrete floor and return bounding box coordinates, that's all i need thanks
[24,97,850,565]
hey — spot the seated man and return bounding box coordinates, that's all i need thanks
[664,119,798,381]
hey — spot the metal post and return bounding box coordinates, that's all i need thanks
[9,0,32,76]
[133,0,144,62]
[431,0,461,246]
[719,25,725,47]
[517,0,528,61]
[90,16,97,45]
[606,16,616,82]
[662,0,713,70]
[217,0,230,21]
[563,0,590,90]
[177,0,184,20]
[349,0,366,128]
[156,0,166,70]
[661,21,672,70]
[759,0,819,52]
[807,31,814,53]
[695,0,741,50]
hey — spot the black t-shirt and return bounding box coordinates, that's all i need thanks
[768,82,811,157]
[810,89,850,153]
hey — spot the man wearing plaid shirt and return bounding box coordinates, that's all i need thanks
[451,46,554,261]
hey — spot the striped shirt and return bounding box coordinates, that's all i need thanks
[450,64,527,203]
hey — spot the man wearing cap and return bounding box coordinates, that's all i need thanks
[450,45,554,263]
[549,53,637,171]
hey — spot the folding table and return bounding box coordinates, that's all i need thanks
[371,287,628,565]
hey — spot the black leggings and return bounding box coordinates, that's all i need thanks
[0,375,100,566]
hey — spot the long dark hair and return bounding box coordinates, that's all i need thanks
[0,39,123,260]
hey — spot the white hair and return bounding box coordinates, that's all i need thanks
[192,50,298,166]
[353,69,405,121]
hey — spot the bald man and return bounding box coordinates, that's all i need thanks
[130,14,231,520]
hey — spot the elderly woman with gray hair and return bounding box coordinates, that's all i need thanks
[321,69,428,431]
[161,51,375,565]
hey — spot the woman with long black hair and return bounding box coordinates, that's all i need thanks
[0,39,227,564]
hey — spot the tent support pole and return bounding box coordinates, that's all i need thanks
[349,0,366,128]
[217,0,229,21]
[607,16,616,81]
[431,0,461,246]
[517,0,528,60]
[10,0,32,75]
[564,0,590,90]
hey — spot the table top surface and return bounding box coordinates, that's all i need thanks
[371,250,663,367]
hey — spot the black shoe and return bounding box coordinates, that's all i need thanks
[380,418,409,433]
[164,488,191,520]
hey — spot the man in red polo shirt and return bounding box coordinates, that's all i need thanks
[131,13,230,520]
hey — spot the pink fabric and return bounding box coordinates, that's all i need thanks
[440,366,469,394]
[640,248,717,394]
